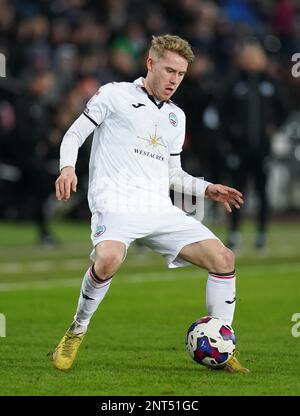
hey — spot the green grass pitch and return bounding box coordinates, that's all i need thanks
[0,219,300,396]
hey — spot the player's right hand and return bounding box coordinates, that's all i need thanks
[55,166,77,201]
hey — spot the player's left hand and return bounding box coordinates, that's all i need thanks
[205,184,244,213]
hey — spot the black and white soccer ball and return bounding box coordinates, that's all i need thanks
[186,316,236,368]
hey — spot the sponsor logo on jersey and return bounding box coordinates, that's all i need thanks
[137,125,166,155]
[169,112,178,127]
[135,126,167,161]
[94,225,106,238]
[134,148,164,161]
[132,103,145,108]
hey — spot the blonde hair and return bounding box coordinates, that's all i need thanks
[149,34,194,63]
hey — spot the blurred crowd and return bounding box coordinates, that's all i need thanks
[0,0,299,247]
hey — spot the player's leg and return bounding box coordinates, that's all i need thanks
[74,240,126,329]
[179,239,236,325]
[145,210,248,372]
[179,240,249,372]
[144,210,237,325]
[52,240,125,371]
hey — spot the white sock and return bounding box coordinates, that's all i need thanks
[74,266,113,328]
[206,271,236,325]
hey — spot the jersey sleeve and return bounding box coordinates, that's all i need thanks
[82,83,115,126]
[168,155,211,198]
[59,113,96,170]
[169,111,186,155]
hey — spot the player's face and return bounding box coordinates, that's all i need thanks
[147,51,188,101]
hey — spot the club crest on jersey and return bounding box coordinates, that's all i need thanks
[94,225,106,238]
[169,112,178,127]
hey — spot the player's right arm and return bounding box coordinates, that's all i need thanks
[55,113,96,201]
[56,83,115,201]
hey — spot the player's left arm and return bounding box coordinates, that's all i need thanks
[168,154,210,198]
[168,155,243,213]
[169,111,243,213]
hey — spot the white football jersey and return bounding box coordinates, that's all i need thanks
[83,77,186,213]
[59,77,210,214]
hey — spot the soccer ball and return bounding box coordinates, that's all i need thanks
[186,316,236,368]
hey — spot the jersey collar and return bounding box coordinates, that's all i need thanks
[133,77,170,109]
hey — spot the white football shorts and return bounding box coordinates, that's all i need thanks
[90,205,219,268]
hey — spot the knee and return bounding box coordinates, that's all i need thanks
[94,251,123,278]
[211,247,235,273]
[223,248,235,271]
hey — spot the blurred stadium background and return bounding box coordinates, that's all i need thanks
[0,0,300,242]
[0,0,300,396]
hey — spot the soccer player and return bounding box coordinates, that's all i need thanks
[53,35,249,373]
